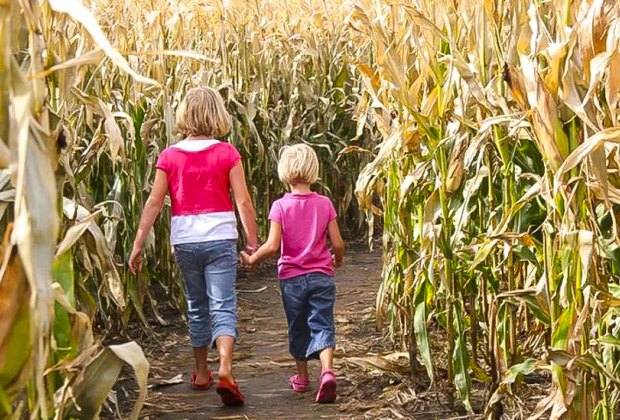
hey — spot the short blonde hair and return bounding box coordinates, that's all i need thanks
[278,144,319,185]
[175,87,231,138]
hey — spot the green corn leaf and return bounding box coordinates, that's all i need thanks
[551,306,575,351]
[52,251,74,357]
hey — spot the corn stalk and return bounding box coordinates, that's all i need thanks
[1,0,149,417]
[353,0,620,418]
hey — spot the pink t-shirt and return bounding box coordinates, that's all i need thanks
[268,192,337,279]
[156,141,241,216]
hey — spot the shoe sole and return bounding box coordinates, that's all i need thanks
[316,379,337,403]
[216,386,245,406]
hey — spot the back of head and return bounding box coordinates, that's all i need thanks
[175,87,231,139]
[278,144,319,185]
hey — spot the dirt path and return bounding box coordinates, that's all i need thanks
[109,245,475,420]
[121,244,387,419]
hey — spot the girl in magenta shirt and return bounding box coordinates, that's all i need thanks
[242,144,345,403]
[129,87,257,406]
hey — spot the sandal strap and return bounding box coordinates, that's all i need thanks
[292,374,310,385]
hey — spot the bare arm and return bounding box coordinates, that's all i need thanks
[230,161,258,250]
[129,169,168,274]
[328,219,345,267]
[242,221,281,266]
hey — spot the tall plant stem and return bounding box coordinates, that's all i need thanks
[437,143,455,403]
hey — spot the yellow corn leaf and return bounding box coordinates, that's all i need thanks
[607,50,620,124]
[446,135,468,193]
[575,0,607,84]
[0,143,8,169]
[62,198,126,310]
[502,63,528,110]
[35,49,104,78]
[55,209,102,258]
[555,127,620,185]
[47,0,157,86]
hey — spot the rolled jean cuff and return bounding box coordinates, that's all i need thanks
[306,341,335,359]
[210,328,238,347]
[190,336,212,348]
[291,351,310,361]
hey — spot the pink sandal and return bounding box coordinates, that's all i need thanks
[316,370,337,403]
[289,374,310,392]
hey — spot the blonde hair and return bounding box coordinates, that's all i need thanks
[277,144,319,185]
[175,87,231,138]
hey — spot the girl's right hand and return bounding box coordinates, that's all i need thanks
[128,247,143,275]
[332,254,343,268]
[244,244,259,255]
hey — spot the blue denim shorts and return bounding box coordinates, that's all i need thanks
[279,272,336,361]
[174,240,238,348]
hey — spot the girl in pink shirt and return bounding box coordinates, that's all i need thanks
[129,87,257,406]
[242,144,345,403]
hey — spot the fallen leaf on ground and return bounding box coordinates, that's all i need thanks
[149,373,183,389]
[344,354,410,373]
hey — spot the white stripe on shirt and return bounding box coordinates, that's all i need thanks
[170,211,238,245]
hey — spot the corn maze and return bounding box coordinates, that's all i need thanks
[1,0,620,419]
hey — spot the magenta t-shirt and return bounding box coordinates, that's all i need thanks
[156,142,241,216]
[268,192,337,279]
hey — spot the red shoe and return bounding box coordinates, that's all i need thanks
[316,370,337,403]
[216,378,245,406]
[190,370,214,390]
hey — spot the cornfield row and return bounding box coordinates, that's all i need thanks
[354,0,620,418]
[1,0,620,418]
[1,0,371,417]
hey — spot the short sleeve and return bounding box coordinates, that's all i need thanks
[155,149,170,172]
[327,199,337,221]
[268,201,282,224]
[228,144,242,170]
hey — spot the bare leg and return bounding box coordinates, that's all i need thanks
[216,335,235,381]
[319,347,334,373]
[193,345,211,384]
[295,359,309,380]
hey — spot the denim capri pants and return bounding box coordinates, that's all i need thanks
[174,239,238,348]
[279,272,336,361]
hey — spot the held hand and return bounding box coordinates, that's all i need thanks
[128,247,143,275]
[240,251,253,269]
[332,254,343,268]
[244,244,258,255]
